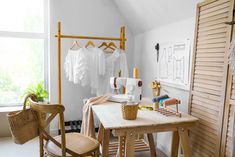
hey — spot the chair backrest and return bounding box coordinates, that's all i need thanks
[27,94,67,156]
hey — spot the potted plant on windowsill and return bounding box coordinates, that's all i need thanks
[23,82,48,103]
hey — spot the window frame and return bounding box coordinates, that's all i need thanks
[0,0,49,106]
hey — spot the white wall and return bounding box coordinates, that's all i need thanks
[113,0,201,34]
[133,17,197,156]
[49,0,134,132]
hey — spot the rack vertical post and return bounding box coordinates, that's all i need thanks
[57,22,62,105]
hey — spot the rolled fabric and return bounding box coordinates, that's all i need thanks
[164,98,179,106]
[152,94,169,103]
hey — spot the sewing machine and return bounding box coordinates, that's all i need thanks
[108,77,142,103]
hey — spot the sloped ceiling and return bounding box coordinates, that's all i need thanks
[113,0,203,34]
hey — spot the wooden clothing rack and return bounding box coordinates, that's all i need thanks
[54,21,126,105]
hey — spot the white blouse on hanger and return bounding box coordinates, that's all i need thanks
[87,47,105,94]
[96,49,129,96]
[64,48,89,86]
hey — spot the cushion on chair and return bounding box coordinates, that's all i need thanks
[45,132,99,156]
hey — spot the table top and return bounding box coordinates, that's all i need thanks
[92,101,198,130]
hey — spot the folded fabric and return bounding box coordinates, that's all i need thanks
[81,94,110,138]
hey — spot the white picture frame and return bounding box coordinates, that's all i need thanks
[156,39,191,90]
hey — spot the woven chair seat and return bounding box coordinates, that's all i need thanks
[45,133,99,157]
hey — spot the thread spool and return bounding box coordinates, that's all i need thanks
[153,94,169,103]
[153,102,159,110]
[164,98,180,113]
[164,98,179,106]
[133,67,139,78]
[152,95,169,110]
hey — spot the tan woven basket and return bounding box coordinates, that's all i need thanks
[121,103,139,120]
[7,94,41,144]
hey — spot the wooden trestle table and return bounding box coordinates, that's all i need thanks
[92,101,198,157]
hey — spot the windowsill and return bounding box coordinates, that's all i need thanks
[0,106,23,113]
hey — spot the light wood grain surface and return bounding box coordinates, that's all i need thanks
[92,102,198,130]
[93,101,198,157]
[188,0,234,156]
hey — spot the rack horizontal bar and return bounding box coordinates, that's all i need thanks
[55,34,126,41]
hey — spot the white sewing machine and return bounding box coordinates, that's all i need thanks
[108,77,142,103]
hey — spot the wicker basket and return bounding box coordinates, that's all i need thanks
[7,94,41,144]
[121,103,139,120]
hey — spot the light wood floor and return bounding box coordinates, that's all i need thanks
[0,137,167,157]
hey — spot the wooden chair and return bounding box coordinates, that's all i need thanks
[28,96,99,157]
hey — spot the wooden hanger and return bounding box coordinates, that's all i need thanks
[104,42,117,51]
[70,41,81,49]
[98,42,108,48]
[85,41,95,48]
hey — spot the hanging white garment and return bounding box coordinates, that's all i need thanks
[96,49,129,96]
[64,49,80,83]
[229,38,235,75]
[87,47,105,94]
[64,48,89,86]
[75,48,89,86]
[114,49,129,77]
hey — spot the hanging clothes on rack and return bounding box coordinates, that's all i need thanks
[55,22,126,131]
[64,45,128,96]
[64,48,89,85]
[96,49,129,96]
[87,47,105,94]
[64,46,106,87]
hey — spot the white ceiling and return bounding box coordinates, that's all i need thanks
[113,0,203,34]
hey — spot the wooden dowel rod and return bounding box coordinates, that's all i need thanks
[120,27,123,49]
[55,34,126,41]
[122,26,126,50]
[58,22,62,105]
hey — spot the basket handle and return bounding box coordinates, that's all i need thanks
[23,94,38,111]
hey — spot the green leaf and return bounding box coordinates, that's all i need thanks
[23,82,48,102]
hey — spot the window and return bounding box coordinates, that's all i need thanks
[0,0,48,105]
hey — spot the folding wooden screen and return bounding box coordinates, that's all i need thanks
[221,16,235,157]
[189,0,234,156]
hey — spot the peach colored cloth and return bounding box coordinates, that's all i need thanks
[81,94,110,138]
